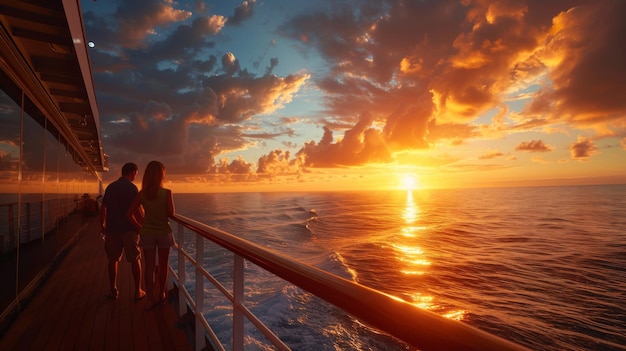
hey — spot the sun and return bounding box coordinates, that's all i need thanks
[400,174,419,190]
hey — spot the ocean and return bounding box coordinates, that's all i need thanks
[173,184,626,351]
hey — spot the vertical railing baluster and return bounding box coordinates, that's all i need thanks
[40,200,45,242]
[8,204,14,250]
[233,254,244,351]
[177,222,186,316]
[195,234,204,351]
[25,202,30,242]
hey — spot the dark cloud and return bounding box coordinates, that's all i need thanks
[243,130,292,140]
[200,73,309,124]
[83,1,308,179]
[266,57,279,75]
[227,0,256,26]
[135,16,223,64]
[112,0,192,48]
[221,52,241,76]
[210,156,253,174]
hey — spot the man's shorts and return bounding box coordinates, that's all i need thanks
[139,232,175,250]
[105,230,141,262]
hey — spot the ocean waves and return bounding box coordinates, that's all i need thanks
[175,185,626,351]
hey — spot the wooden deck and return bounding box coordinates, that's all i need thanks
[0,214,194,351]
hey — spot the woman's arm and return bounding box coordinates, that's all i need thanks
[126,193,143,230]
[166,189,175,217]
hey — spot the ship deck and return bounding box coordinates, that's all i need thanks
[0,214,193,351]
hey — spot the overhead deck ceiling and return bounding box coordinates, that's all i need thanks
[0,0,108,172]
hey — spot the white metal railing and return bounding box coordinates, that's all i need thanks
[169,213,531,351]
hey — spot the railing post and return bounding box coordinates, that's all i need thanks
[195,234,205,351]
[177,222,186,316]
[25,202,30,242]
[233,254,244,351]
[8,204,14,249]
[40,200,45,242]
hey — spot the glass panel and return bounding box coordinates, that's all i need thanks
[0,69,102,315]
[0,73,23,313]
[43,121,60,234]
[21,99,45,243]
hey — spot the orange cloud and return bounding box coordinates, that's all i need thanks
[116,0,192,47]
[432,0,542,123]
[515,140,553,152]
[531,156,550,164]
[255,149,302,179]
[296,113,393,167]
[479,150,505,160]
[205,15,227,34]
[527,1,626,131]
[569,136,600,160]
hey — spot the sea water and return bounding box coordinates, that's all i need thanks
[173,184,626,351]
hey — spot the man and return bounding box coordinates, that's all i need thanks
[100,162,146,300]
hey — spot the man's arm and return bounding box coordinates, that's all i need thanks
[100,202,107,235]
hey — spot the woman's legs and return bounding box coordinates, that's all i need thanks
[142,247,157,304]
[157,247,170,302]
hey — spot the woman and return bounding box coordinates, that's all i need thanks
[127,160,175,308]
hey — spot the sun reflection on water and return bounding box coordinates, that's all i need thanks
[395,191,431,274]
[401,191,428,238]
[402,191,419,223]
[395,190,467,321]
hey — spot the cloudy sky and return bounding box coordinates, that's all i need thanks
[81,0,625,192]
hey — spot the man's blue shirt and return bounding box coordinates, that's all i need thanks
[102,177,138,233]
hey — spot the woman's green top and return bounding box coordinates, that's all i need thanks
[139,188,173,236]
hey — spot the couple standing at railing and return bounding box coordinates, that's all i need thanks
[99,161,177,309]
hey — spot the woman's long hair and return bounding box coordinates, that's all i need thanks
[142,161,165,200]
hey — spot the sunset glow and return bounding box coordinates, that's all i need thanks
[79,1,625,192]
[400,175,418,191]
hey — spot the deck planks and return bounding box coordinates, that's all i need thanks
[0,215,193,351]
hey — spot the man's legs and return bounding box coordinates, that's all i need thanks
[107,259,119,298]
[122,230,145,299]
[104,234,123,299]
